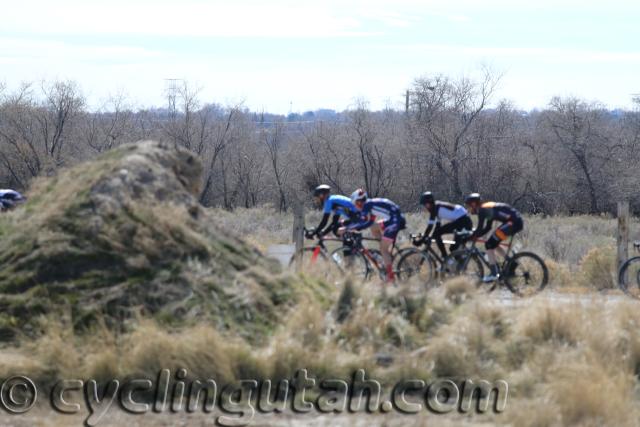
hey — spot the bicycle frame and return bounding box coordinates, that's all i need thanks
[457,236,515,275]
[301,228,342,264]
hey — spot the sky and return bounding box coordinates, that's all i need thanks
[0,0,639,113]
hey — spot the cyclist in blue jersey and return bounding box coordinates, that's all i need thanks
[307,184,357,239]
[344,188,406,282]
[0,189,26,212]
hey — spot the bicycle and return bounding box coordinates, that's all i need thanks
[618,241,640,298]
[395,232,470,285]
[289,227,344,277]
[329,232,388,280]
[451,234,549,296]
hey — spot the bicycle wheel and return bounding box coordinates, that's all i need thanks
[329,247,371,280]
[619,257,640,298]
[396,249,436,285]
[453,251,485,285]
[289,247,339,278]
[503,252,549,296]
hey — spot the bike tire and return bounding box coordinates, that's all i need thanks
[619,256,640,299]
[396,248,437,286]
[329,246,371,280]
[503,252,549,296]
[454,251,485,285]
[289,247,339,278]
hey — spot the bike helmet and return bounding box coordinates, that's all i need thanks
[313,184,331,197]
[464,193,481,205]
[350,188,368,204]
[419,191,434,205]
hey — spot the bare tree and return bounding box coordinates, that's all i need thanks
[543,97,622,213]
[262,120,289,211]
[408,68,500,198]
[199,104,245,205]
[80,92,134,153]
[299,120,351,194]
[38,80,85,166]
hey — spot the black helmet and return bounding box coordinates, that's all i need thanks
[464,193,481,205]
[313,184,331,197]
[419,191,434,205]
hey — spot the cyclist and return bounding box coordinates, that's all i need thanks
[0,189,26,212]
[413,191,473,258]
[464,193,523,283]
[344,189,406,283]
[307,184,357,239]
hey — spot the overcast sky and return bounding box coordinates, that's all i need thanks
[1,0,639,113]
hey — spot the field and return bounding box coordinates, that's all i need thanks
[1,202,640,427]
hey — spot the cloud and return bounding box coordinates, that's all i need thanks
[0,0,399,38]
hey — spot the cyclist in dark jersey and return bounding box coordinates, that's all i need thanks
[414,191,473,258]
[345,188,406,283]
[308,184,357,239]
[464,193,524,282]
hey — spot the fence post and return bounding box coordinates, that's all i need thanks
[292,197,305,272]
[617,201,630,272]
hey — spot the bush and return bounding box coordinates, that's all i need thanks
[579,246,616,290]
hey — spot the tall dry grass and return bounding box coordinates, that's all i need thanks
[3,208,640,425]
[3,276,639,424]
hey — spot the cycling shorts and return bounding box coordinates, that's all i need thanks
[486,217,523,250]
[378,215,406,241]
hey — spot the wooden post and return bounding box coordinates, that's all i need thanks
[292,196,305,271]
[405,90,410,114]
[617,201,630,272]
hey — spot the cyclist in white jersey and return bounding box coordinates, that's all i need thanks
[413,191,472,258]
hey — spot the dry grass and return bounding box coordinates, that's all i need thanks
[579,246,617,290]
[2,207,640,425]
[3,281,640,425]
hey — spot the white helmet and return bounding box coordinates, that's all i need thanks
[350,188,368,204]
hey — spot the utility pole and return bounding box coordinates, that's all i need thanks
[405,90,410,114]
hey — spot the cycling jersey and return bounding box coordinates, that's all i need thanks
[350,198,406,240]
[314,195,357,236]
[422,201,472,257]
[473,202,523,248]
[323,195,356,218]
[426,201,468,225]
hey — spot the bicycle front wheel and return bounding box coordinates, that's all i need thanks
[289,247,339,278]
[396,249,436,286]
[503,252,549,296]
[619,256,640,298]
[330,247,371,280]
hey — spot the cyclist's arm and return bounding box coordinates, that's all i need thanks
[472,212,492,239]
[349,213,374,231]
[314,212,331,236]
[321,213,342,236]
[422,210,438,239]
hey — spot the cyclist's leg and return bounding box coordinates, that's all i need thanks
[380,219,399,282]
[484,230,505,281]
[433,221,461,257]
[451,216,473,252]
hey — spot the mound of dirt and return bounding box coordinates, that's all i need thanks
[0,141,320,341]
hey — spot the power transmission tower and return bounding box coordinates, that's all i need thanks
[164,78,182,117]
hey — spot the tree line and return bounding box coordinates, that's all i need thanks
[1,74,639,215]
